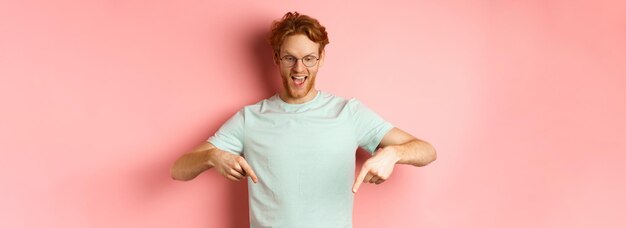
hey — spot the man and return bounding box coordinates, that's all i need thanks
[171,12,436,228]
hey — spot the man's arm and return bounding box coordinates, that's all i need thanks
[170,142,214,181]
[170,142,258,183]
[377,127,437,167]
[352,127,436,193]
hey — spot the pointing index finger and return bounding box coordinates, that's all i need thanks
[353,166,368,193]
[238,158,258,183]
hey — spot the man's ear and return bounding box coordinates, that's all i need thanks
[273,53,280,65]
[319,50,325,67]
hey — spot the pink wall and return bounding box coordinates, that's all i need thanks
[1,0,625,227]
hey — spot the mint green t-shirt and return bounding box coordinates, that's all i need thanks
[207,91,394,228]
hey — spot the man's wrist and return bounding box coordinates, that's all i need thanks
[205,149,216,167]
[384,145,403,164]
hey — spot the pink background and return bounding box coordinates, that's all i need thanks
[1,0,625,227]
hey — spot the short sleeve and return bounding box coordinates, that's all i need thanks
[207,110,245,156]
[350,99,394,154]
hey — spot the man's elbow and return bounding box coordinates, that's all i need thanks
[427,146,437,164]
[417,143,437,167]
[170,167,193,181]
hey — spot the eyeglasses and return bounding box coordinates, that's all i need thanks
[279,55,320,68]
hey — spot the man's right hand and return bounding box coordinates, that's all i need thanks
[207,149,258,183]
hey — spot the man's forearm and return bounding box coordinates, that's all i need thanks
[170,149,213,181]
[391,139,437,167]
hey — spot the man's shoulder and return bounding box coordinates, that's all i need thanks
[321,92,362,107]
[320,90,350,102]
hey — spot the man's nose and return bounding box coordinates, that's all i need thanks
[292,59,306,72]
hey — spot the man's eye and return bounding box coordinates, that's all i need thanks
[284,56,295,61]
[304,56,316,61]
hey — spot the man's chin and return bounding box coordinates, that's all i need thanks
[287,86,311,98]
[288,90,307,98]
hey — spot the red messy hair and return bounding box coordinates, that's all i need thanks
[269,12,329,57]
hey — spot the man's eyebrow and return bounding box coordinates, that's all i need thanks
[281,51,318,56]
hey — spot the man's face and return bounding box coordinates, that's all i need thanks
[275,34,324,103]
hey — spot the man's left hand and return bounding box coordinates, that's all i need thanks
[352,146,400,193]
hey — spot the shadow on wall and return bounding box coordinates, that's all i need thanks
[247,20,281,99]
[228,180,250,228]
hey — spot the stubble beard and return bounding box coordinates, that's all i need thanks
[282,75,315,100]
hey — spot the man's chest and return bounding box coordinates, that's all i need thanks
[242,115,357,168]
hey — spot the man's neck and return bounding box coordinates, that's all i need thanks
[279,89,318,104]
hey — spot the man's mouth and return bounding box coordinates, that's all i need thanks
[291,76,308,86]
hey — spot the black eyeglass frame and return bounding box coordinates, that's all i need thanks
[278,55,320,68]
